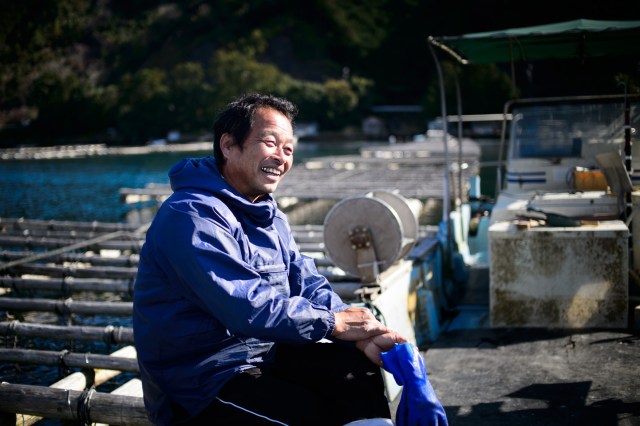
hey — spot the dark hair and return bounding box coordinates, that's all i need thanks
[212,93,298,168]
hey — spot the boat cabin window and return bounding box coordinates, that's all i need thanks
[508,101,637,161]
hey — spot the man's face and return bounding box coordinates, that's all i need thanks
[220,107,295,202]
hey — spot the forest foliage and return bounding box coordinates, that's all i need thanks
[1,0,638,146]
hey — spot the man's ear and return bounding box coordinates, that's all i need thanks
[220,133,234,158]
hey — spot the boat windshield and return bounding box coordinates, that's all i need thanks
[508,99,639,160]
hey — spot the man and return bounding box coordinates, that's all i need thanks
[133,93,407,425]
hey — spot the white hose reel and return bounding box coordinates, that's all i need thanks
[323,190,420,282]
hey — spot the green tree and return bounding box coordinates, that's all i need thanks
[167,62,214,134]
[117,68,171,143]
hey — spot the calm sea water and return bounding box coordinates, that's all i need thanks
[0,142,365,223]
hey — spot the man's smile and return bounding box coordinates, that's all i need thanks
[261,167,282,176]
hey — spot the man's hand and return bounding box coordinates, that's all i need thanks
[356,331,408,366]
[332,307,408,366]
[331,307,388,341]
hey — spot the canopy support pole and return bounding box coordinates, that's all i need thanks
[428,41,451,225]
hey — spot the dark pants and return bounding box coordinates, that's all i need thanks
[190,342,391,425]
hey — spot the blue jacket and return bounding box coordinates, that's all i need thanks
[133,157,349,424]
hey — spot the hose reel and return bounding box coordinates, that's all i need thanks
[323,190,420,282]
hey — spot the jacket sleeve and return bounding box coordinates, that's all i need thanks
[151,203,336,343]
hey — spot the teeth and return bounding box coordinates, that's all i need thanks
[262,167,281,176]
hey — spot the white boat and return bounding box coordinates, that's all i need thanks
[428,19,640,329]
[487,94,637,328]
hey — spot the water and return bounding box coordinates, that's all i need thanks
[0,142,365,222]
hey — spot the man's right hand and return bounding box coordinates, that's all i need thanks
[332,307,408,366]
[331,306,388,341]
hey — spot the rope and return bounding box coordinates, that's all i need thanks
[57,349,70,377]
[54,298,72,317]
[76,386,96,425]
[4,320,18,348]
[103,325,115,344]
[60,275,70,298]
[66,389,74,422]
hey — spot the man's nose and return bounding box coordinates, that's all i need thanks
[274,146,288,163]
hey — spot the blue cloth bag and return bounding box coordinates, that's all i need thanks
[381,343,448,426]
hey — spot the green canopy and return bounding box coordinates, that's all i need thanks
[428,19,640,64]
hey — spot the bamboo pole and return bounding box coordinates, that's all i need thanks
[0,217,140,233]
[0,321,134,344]
[7,263,138,279]
[0,383,151,425]
[0,250,140,267]
[0,297,132,316]
[0,347,138,372]
[0,277,134,294]
[0,234,143,253]
[1,228,131,240]
[9,346,139,426]
[94,378,145,426]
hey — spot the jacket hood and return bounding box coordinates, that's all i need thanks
[168,156,278,225]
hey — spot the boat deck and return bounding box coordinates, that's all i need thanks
[419,264,640,426]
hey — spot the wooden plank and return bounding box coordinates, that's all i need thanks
[108,378,143,397]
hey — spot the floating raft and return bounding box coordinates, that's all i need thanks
[0,139,469,423]
[120,137,482,206]
[0,142,212,160]
[0,215,439,424]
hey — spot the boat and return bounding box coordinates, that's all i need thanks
[421,18,640,424]
[428,18,640,328]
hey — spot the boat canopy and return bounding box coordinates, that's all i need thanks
[428,19,640,64]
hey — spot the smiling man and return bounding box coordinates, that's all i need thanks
[133,93,406,425]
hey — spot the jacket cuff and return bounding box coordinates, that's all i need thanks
[324,311,336,339]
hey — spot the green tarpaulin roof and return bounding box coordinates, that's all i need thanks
[428,19,640,64]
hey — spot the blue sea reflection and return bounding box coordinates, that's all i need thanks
[1,152,198,222]
[0,144,363,222]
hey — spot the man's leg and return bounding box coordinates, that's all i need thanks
[190,366,338,425]
[191,343,390,426]
[274,342,391,424]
